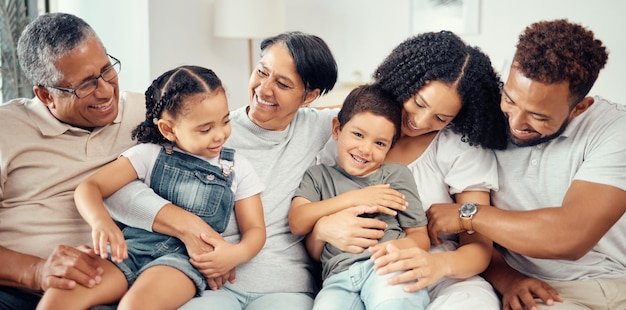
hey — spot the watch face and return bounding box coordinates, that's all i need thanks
[460,203,477,216]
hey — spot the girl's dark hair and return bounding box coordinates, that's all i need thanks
[338,84,402,147]
[374,31,507,150]
[131,66,224,144]
[514,19,607,104]
[260,31,337,96]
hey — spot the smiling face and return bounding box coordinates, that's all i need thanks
[400,81,462,137]
[38,37,119,129]
[247,43,319,131]
[332,111,396,177]
[500,65,579,146]
[164,91,231,159]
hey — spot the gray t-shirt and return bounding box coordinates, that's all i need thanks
[295,162,426,280]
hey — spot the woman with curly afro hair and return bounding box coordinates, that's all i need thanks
[313,31,506,309]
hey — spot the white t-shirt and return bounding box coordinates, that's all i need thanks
[493,96,626,281]
[121,143,264,202]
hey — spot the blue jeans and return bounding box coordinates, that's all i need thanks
[180,285,314,310]
[313,260,429,310]
[115,147,236,295]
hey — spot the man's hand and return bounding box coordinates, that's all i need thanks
[36,245,103,291]
[314,206,386,254]
[426,203,465,244]
[500,277,562,310]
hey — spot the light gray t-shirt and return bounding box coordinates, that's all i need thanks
[493,96,626,281]
[295,163,426,280]
[214,106,338,293]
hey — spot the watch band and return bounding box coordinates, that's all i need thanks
[459,202,477,234]
[460,216,475,234]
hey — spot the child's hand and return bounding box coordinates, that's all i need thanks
[189,235,241,278]
[351,184,407,215]
[91,218,127,263]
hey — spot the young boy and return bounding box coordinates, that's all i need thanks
[289,84,430,309]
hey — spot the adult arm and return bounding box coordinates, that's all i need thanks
[370,191,493,292]
[427,180,626,259]
[190,194,265,281]
[105,180,222,257]
[106,180,227,289]
[289,184,406,235]
[440,191,493,277]
[483,248,561,310]
[308,206,387,257]
[0,245,102,291]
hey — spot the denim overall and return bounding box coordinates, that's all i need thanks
[114,146,235,295]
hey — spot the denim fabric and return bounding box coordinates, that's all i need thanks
[0,286,40,310]
[313,260,429,310]
[180,285,314,310]
[114,147,236,295]
[150,147,234,232]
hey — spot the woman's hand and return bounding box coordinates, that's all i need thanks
[189,233,239,290]
[370,243,447,292]
[313,206,386,254]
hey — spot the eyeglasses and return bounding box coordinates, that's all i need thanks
[48,54,121,99]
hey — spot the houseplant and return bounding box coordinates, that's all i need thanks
[1,0,32,101]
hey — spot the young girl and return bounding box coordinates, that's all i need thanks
[37,66,266,310]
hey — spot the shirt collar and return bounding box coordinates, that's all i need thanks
[25,97,121,136]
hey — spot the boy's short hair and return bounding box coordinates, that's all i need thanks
[337,84,402,146]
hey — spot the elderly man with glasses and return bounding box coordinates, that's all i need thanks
[0,13,145,309]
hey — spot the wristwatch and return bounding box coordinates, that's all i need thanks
[459,202,478,234]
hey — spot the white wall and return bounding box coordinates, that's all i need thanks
[50,0,626,109]
[49,0,151,97]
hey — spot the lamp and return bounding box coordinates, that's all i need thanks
[214,0,286,74]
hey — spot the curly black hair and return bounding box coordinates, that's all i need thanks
[374,31,507,150]
[514,19,608,104]
[131,66,224,145]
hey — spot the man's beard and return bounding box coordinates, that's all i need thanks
[507,117,569,147]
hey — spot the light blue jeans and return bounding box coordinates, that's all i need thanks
[180,286,314,310]
[313,259,429,310]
